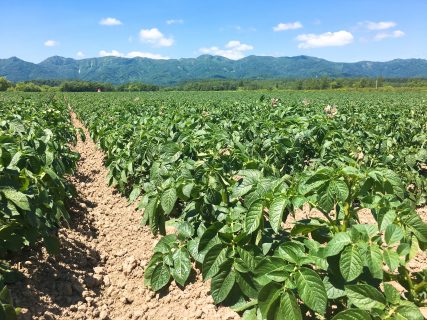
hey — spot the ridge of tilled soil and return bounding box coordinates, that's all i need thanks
[10,113,239,320]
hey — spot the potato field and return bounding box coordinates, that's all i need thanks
[1,91,427,319]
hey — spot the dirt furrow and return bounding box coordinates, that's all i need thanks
[10,113,238,320]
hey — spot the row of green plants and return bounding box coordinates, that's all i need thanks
[0,93,80,318]
[69,91,427,319]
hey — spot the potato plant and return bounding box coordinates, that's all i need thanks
[70,91,427,319]
[0,93,80,319]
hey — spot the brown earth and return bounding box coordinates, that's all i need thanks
[8,113,427,319]
[10,114,239,320]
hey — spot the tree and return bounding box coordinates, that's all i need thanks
[14,82,42,92]
[0,77,12,91]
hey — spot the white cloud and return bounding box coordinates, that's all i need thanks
[99,50,124,57]
[273,21,303,31]
[99,17,122,26]
[297,30,353,48]
[374,29,405,41]
[44,40,58,47]
[199,40,254,60]
[127,51,169,59]
[76,51,85,58]
[99,50,169,59]
[139,28,174,47]
[360,21,396,30]
[166,19,183,25]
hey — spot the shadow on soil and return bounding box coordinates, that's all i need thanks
[9,190,102,318]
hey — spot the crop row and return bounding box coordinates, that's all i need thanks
[69,91,427,319]
[0,93,79,318]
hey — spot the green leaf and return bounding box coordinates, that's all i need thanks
[45,149,54,166]
[379,210,397,232]
[383,283,401,304]
[151,264,170,291]
[325,232,351,257]
[295,267,327,315]
[245,200,263,234]
[344,284,386,310]
[393,305,424,320]
[177,221,194,239]
[384,224,404,245]
[171,248,191,286]
[211,267,236,304]
[323,276,346,299]
[235,272,258,299]
[402,213,427,243]
[254,257,286,277]
[241,308,257,320]
[0,301,17,320]
[291,219,326,236]
[154,234,177,253]
[129,187,141,203]
[340,245,364,281]
[269,196,287,233]
[0,286,12,305]
[144,196,158,230]
[144,253,162,287]
[331,309,372,320]
[383,248,400,272]
[277,241,305,264]
[198,222,223,251]
[366,244,384,279]
[202,244,229,280]
[236,247,257,270]
[318,193,334,213]
[182,183,194,198]
[258,282,282,318]
[299,171,330,195]
[278,291,302,320]
[161,188,177,215]
[328,180,349,203]
[0,188,30,211]
[230,299,258,312]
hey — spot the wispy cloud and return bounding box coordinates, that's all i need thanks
[297,30,353,48]
[99,50,124,57]
[44,40,58,47]
[99,17,122,26]
[127,51,169,59]
[374,29,405,41]
[273,21,303,32]
[98,50,169,59]
[166,19,183,25]
[139,28,174,47]
[359,21,396,30]
[76,51,85,58]
[199,40,253,60]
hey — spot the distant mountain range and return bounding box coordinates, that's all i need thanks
[1,55,427,85]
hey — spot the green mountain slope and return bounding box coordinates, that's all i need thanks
[1,55,427,85]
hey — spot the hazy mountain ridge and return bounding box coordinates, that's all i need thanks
[1,55,427,85]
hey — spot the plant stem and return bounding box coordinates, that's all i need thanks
[414,281,426,293]
[341,202,350,232]
[399,266,416,301]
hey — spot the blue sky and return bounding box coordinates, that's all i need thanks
[1,0,426,63]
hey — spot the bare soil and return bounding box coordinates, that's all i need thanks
[8,113,427,319]
[10,114,239,320]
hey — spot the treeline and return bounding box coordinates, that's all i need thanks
[174,77,427,91]
[0,78,160,92]
[2,76,427,92]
